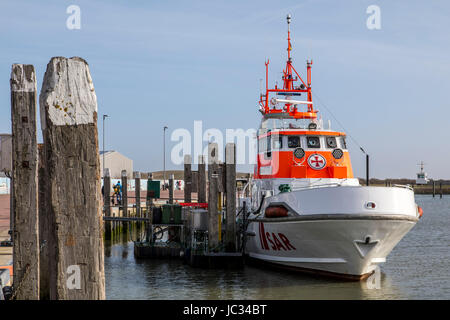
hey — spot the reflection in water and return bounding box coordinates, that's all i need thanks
[105,196,449,300]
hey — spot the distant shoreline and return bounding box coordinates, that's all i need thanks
[1,175,449,195]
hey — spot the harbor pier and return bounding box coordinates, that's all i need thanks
[132,143,246,269]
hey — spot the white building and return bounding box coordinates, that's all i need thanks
[0,134,12,194]
[100,150,133,179]
[0,134,12,175]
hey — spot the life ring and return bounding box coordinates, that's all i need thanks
[307,153,326,170]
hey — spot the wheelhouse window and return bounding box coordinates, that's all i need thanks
[326,136,337,149]
[307,136,320,148]
[266,135,272,159]
[258,137,267,154]
[287,136,300,148]
[272,135,283,150]
[340,137,347,149]
[258,136,271,159]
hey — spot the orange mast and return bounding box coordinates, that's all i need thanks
[259,14,317,119]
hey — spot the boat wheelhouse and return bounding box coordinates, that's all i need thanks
[416,161,429,185]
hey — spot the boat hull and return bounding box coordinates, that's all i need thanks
[245,214,417,279]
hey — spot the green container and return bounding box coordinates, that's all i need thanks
[147,180,160,199]
[162,204,182,224]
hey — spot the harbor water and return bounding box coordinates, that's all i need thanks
[105,195,449,300]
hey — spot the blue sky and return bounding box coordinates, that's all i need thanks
[1,0,449,179]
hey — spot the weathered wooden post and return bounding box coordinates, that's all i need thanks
[121,170,128,217]
[440,182,443,199]
[146,172,153,215]
[192,171,198,194]
[38,143,50,299]
[198,155,206,203]
[225,143,236,252]
[134,171,141,217]
[217,162,225,243]
[40,57,105,299]
[121,170,128,233]
[184,155,192,203]
[208,143,219,251]
[169,174,174,204]
[145,172,153,242]
[104,169,112,239]
[11,64,40,300]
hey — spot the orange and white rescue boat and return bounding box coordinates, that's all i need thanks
[243,15,421,280]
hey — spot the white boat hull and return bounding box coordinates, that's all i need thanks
[245,186,419,279]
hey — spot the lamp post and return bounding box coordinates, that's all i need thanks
[163,126,168,184]
[103,114,109,177]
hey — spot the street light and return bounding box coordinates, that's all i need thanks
[163,126,168,184]
[103,114,109,177]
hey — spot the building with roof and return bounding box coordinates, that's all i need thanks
[100,150,133,179]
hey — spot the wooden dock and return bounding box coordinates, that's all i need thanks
[129,144,245,269]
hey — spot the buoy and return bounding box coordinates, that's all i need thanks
[265,206,288,218]
[418,206,423,218]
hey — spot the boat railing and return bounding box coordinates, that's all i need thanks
[289,181,414,192]
[242,181,251,197]
[391,184,414,191]
[290,179,352,191]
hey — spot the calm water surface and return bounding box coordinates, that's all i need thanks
[105,195,449,299]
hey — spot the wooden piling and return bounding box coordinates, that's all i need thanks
[38,144,51,299]
[39,57,105,299]
[146,172,153,214]
[11,64,40,300]
[121,170,128,232]
[192,171,198,193]
[433,180,435,198]
[225,143,236,252]
[198,155,206,203]
[208,143,219,251]
[169,174,174,204]
[104,169,112,239]
[121,170,128,216]
[134,171,141,217]
[145,172,152,243]
[184,155,192,203]
[440,182,443,199]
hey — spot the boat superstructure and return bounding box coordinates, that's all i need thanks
[244,15,422,280]
[416,161,429,185]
